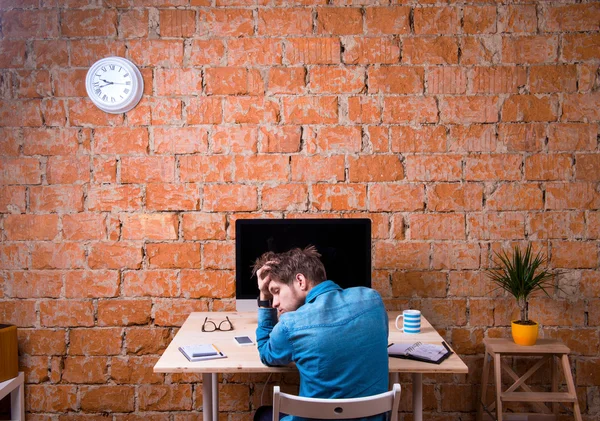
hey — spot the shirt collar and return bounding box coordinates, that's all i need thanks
[306,280,342,303]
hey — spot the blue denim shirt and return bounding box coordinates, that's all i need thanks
[256,281,389,421]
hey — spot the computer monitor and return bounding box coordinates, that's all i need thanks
[235,218,372,311]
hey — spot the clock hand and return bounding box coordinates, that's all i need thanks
[100,79,114,85]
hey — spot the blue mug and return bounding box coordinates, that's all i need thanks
[395,310,421,334]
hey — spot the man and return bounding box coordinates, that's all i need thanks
[254,246,389,421]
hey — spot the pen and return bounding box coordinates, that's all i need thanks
[213,344,223,356]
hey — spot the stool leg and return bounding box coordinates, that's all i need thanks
[561,355,582,421]
[478,351,491,421]
[494,353,503,421]
[551,354,558,416]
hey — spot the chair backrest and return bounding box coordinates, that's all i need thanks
[272,383,401,421]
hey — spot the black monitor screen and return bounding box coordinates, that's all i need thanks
[235,218,372,299]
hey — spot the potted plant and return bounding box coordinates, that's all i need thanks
[486,244,557,346]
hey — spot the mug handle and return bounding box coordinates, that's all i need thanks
[395,314,404,332]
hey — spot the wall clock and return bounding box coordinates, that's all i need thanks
[85,56,144,114]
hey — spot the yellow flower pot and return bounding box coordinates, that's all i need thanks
[511,320,539,346]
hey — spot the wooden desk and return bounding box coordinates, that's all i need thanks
[154,312,468,421]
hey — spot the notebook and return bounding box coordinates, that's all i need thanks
[388,341,452,364]
[178,344,227,362]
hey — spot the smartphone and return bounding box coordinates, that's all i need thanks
[233,336,254,346]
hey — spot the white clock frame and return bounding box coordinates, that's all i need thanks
[85,56,144,114]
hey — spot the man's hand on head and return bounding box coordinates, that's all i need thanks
[257,263,274,301]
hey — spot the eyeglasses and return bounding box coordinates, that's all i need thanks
[202,316,233,332]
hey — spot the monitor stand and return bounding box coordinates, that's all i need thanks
[236,299,258,312]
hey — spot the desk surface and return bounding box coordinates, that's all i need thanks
[154,311,468,375]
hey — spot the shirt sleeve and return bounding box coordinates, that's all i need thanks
[256,308,294,367]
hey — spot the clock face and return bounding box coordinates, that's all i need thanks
[85,57,143,114]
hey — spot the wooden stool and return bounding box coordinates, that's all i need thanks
[477,338,582,421]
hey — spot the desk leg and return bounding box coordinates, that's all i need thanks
[202,373,213,421]
[212,373,218,421]
[412,373,423,421]
[10,372,24,421]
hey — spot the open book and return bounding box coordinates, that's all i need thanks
[179,344,227,362]
[388,341,452,364]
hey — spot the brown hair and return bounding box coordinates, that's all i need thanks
[251,246,327,286]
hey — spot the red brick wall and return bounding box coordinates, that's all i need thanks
[1,0,599,418]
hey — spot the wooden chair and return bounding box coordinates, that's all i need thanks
[272,383,401,421]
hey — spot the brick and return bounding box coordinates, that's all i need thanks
[147,243,201,269]
[391,271,447,298]
[463,6,497,34]
[20,355,50,383]
[448,124,497,153]
[563,33,600,62]
[427,67,467,94]
[368,66,423,94]
[348,155,403,182]
[69,327,123,356]
[128,40,184,67]
[0,128,21,156]
[47,156,90,184]
[531,65,577,94]
[460,35,501,66]
[155,68,202,96]
[223,97,279,124]
[286,38,341,65]
[236,155,289,183]
[181,269,235,299]
[311,184,366,211]
[179,155,234,183]
[440,384,477,412]
[365,7,410,35]
[562,92,600,122]
[0,243,28,270]
[428,183,483,212]
[199,8,253,37]
[405,155,462,181]
[203,184,257,212]
[588,213,600,240]
[421,299,468,327]
[347,96,382,124]
[366,126,388,152]
[124,327,171,355]
[291,155,345,182]
[310,66,365,94]
[551,241,597,269]
[30,185,84,212]
[342,37,400,64]
[154,127,208,155]
[9,271,62,298]
[121,213,178,241]
[410,214,465,240]
[548,123,597,152]
[26,385,77,413]
[1,9,58,38]
[179,213,226,241]
[259,126,302,153]
[471,66,526,94]
[88,242,143,270]
[213,125,259,153]
[316,125,361,153]
[577,359,600,386]
[92,157,116,183]
[499,5,537,33]
[433,243,481,270]
[61,9,116,37]
[267,67,306,95]
[88,185,143,212]
[546,182,600,210]
[81,386,134,412]
[147,183,200,211]
[18,329,67,356]
[159,9,195,37]
[414,7,460,34]
[153,299,209,326]
[0,157,41,184]
[40,301,94,327]
[440,96,499,124]
[487,183,544,211]
[15,70,52,98]
[316,7,362,35]
[373,241,429,270]
[98,299,152,326]
[65,270,119,298]
[383,97,438,123]
[525,154,572,181]
[391,125,447,154]
[283,96,338,124]
[3,214,59,240]
[31,242,86,269]
[0,300,36,327]
[541,3,600,32]
[548,328,600,356]
[122,270,178,297]
[186,97,222,124]
[94,127,148,155]
[148,97,183,125]
[529,211,585,240]
[139,384,192,411]
[41,99,67,127]
[467,212,525,240]
[69,99,123,127]
[258,8,312,35]
[69,39,126,67]
[262,183,308,212]
[189,39,225,66]
[403,36,458,65]
[0,40,26,68]
[111,355,163,384]
[228,38,283,66]
[62,356,108,384]
[465,154,522,181]
[368,183,424,212]
[119,8,148,38]
[498,123,545,152]
[502,35,558,64]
